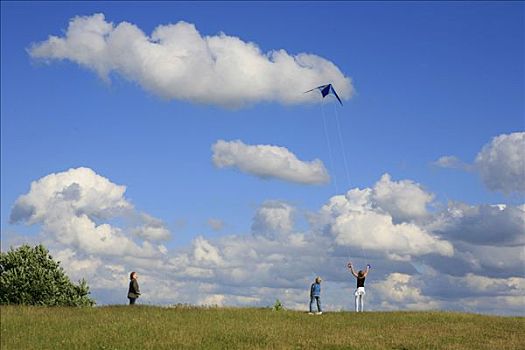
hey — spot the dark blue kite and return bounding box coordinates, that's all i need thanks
[304,84,343,105]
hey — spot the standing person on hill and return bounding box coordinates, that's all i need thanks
[309,276,323,315]
[127,271,141,305]
[348,262,370,312]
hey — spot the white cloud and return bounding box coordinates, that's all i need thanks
[29,13,353,108]
[434,132,525,194]
[52,248,102,282]
[373,273,441,311]
[330,207,453,260]
[132,225,171,241]
[433,156,470,170]
[252,200,295,238]
[193,236,224,266]
[10,167,131,224]
[319,175,453,259]
[464,244,525,276]
[132,214,170,241]
[462,274,525,295]
[474,132,525,194]
[429,202,525,246]
[412,270,525,315]
[9,167,170,257]
[371,271,525,315]
[372,174,434,222]
[212,139,330,184]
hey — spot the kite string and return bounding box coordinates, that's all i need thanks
[321,101,339,194]
[333,101,351,188]
[331,99,369,265]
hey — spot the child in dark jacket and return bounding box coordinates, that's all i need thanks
[309,276,322,315]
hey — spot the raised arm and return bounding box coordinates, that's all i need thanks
[347,262,359,278]
[363,264,370,277]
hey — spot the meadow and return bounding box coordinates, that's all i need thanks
[1,305,524,349]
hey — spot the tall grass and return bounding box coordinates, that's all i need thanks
[1,305,524,349]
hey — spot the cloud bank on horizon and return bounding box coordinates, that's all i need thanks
[28,13,353,108]
[6,129,525,314]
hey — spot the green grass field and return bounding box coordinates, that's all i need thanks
[1,305,523,349]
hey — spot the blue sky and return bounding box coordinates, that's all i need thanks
[1,1,524,314]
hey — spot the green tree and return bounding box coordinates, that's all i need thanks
[0,244,95,306]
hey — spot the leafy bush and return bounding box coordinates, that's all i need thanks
[0,244,95,306]
[272,299,283,311]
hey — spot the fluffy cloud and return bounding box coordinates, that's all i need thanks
[7,169,524,315]
[433,155,471,171]
[372,271,525,314]
[318,175,453,260]
[371,174,434,222]
[461,244,525,277]
[474,132,525,194]
[212,139,330,184]
[10,168,131,224]
[409,268,525,315]
[434,132,525,194]
[193,236,224,266]
[252,201,295,238]
[9,167,170,257]
[29,13,353,108]
[132,225,170,242]
[415,240,525,283]
[132,214,170,241]
[430,202,525,246]
[460,274,524,296]
[331,209,453,260]
[52,248,102,282]
[372,273,441,310]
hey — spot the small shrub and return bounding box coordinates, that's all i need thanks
[272,299,283,311]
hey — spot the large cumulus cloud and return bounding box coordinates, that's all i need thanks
[317,174,453,260]
[9,167,170,257]
[29,13,353,108]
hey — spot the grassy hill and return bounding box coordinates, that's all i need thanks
[1,305,523,349]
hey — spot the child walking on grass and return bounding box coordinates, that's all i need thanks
[309,276,322,315]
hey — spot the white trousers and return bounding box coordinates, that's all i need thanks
[354,287,365,312]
